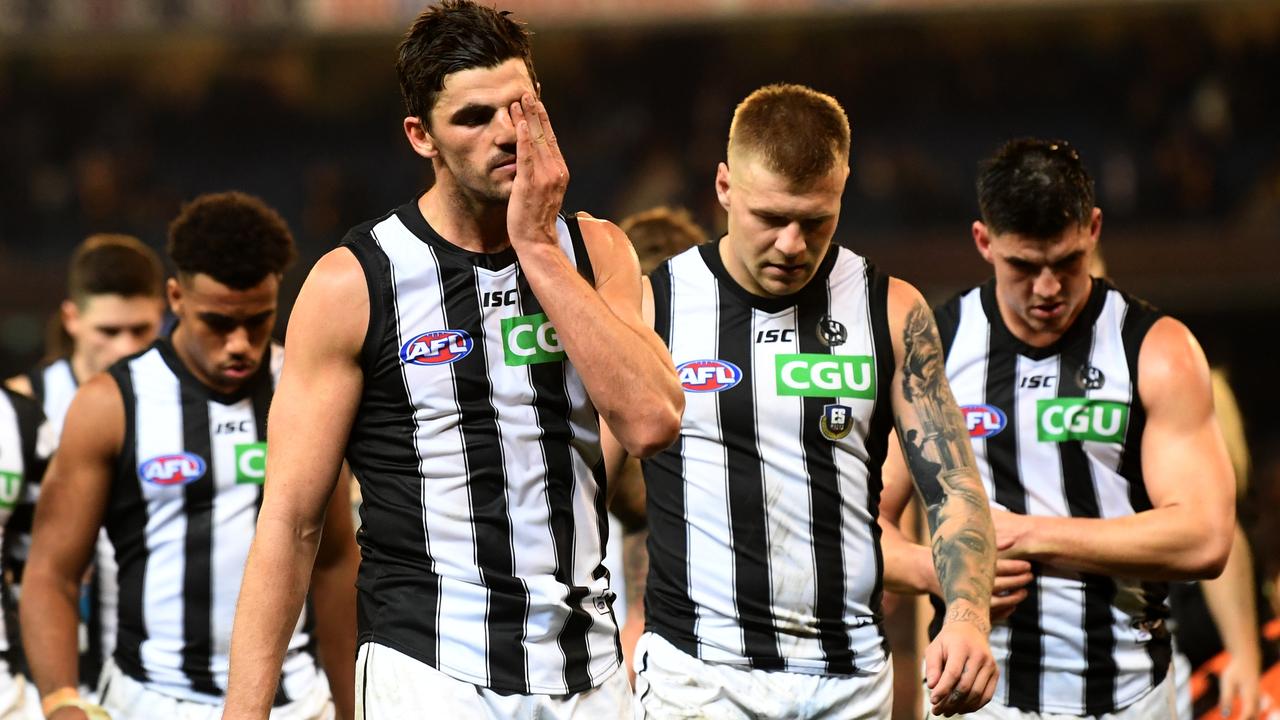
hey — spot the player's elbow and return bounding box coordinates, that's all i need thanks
[615,398,683,459]
[1178,512,1233,580]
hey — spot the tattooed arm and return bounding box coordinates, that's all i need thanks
[887,279,998,716]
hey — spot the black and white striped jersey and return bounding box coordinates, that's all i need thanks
[643,241,895,675]
[932,278,1169,715]
[0,387,52,676]
[105,339,317,704]
[25,357,77,441]
[342,203,618,696]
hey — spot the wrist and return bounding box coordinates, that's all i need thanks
[42,688,110,720]
[918,545,942,596]
[941,599,992,635]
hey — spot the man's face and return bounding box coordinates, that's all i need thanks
[717,154,847,297]
[415,58,535,205]
[63,294,164,376]
[974,209,1101,347]
[168,273,278,394]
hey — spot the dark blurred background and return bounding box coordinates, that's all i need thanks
[2,1,1277,714]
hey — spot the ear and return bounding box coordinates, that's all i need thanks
[60,299,81,338]
[166,277,183,316]
[404,116,438,159]
[715,162,732,212]
[972,221,995,265]
[1088,206,1102,243]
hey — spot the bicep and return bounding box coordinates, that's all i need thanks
[263,249,368,521]
[879,429,914,525]
[1138,319,1233,514]
[30,379,121,578]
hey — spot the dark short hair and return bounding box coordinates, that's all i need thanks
[977,138,1095,238]
[167,191,296,290]
[67,234,165,307]
[728,83,850,185]
[396,0,537,125]
[619,206,708,274]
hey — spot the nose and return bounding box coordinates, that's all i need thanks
[225,326,252,357]
[495,106,516,145]
[112,333,150,361]
[776,221,806,258]
[1033,267,1062,299]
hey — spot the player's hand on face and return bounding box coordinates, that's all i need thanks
[507,93,569,250]
[925,611,998,716]
[990,558,1034,623]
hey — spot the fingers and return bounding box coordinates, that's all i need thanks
[992,568,1034,594]
[991,588,1028,610]
[995,558,1033,577]
[929,645,966,706]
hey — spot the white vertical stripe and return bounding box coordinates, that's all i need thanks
[0,393,24,660]
[40,358,78,443]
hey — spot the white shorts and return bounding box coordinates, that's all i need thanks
[0,672,40,720]
[634,631,892,720]
[922,668,1178,720]
[97,658,334,720]
[355,641,631,720]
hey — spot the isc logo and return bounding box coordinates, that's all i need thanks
[138,453,207,486]
[962,404,1007,438]
[400,330,473,365]
[677,360,742,393]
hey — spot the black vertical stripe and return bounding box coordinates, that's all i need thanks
[1117,295,1171,687]
[1056,328,1120,715]
[439,259,529,692]
[562,214,596,287]
[649,263,672,348]
[27,366,45,406]
[345,233,440,668]
[984,331,1042,711]
[106,362,149,682]
[795,283,852,673]
[515,272,592,690]
[716,296,782,669]
[179,392,219,695]
[864,264,896,647]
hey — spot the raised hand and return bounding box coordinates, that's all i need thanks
[507,93,569,252]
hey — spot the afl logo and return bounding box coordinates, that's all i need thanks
[138,453,207,486]
[400,330,473,365]
[962,404,1007,438]
[677,359,742,393]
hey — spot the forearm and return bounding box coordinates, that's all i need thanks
[929,491,996,624]
[225,517,324,716]
[1202,526,1260,664]
[20,566,84,696]
[311,545,358,720]
[879,517,940,596]
[1017,505,1231,580]
[622,528,648,624]
[517,244,680,455]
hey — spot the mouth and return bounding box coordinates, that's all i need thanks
[491,157,518,175]
[1029,301,1065,320]
[764,262,807,278]
[221,363,256,379]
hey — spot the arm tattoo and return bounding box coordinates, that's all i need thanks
[622,529,649,612]
[897,301,995,619]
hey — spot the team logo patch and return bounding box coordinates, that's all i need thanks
[0,471,20,510]
[400,330,473,366]
[235,442,268,485]
[138,453,207,486]
[1037,398,1128,443]
[816,315,847,347]
[962,404,1007,438]
[1076,364,1106,390]
[677,359,742,393]
[820,404,854,441]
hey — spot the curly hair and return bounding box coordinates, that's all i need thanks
[396,0,537,126]
[167,191,296,290]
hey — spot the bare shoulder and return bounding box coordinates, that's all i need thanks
[886,276,928,320]
[1138,316,1212,412]
[289,246,369,356]
[885,277,935,359]
[3,374,33,397]
[573,211,640,287]
[62,372,126,454]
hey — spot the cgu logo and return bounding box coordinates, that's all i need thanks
[775,354,876,399]
[962,404,1007,438]
[501,313,566,366]
[138,453,207,486]
[1037,399,1129,443]
[400,330,473,366]
[677,360,742,393]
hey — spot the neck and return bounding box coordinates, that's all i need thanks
[69,353,94,384]
[419,180,511,254]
